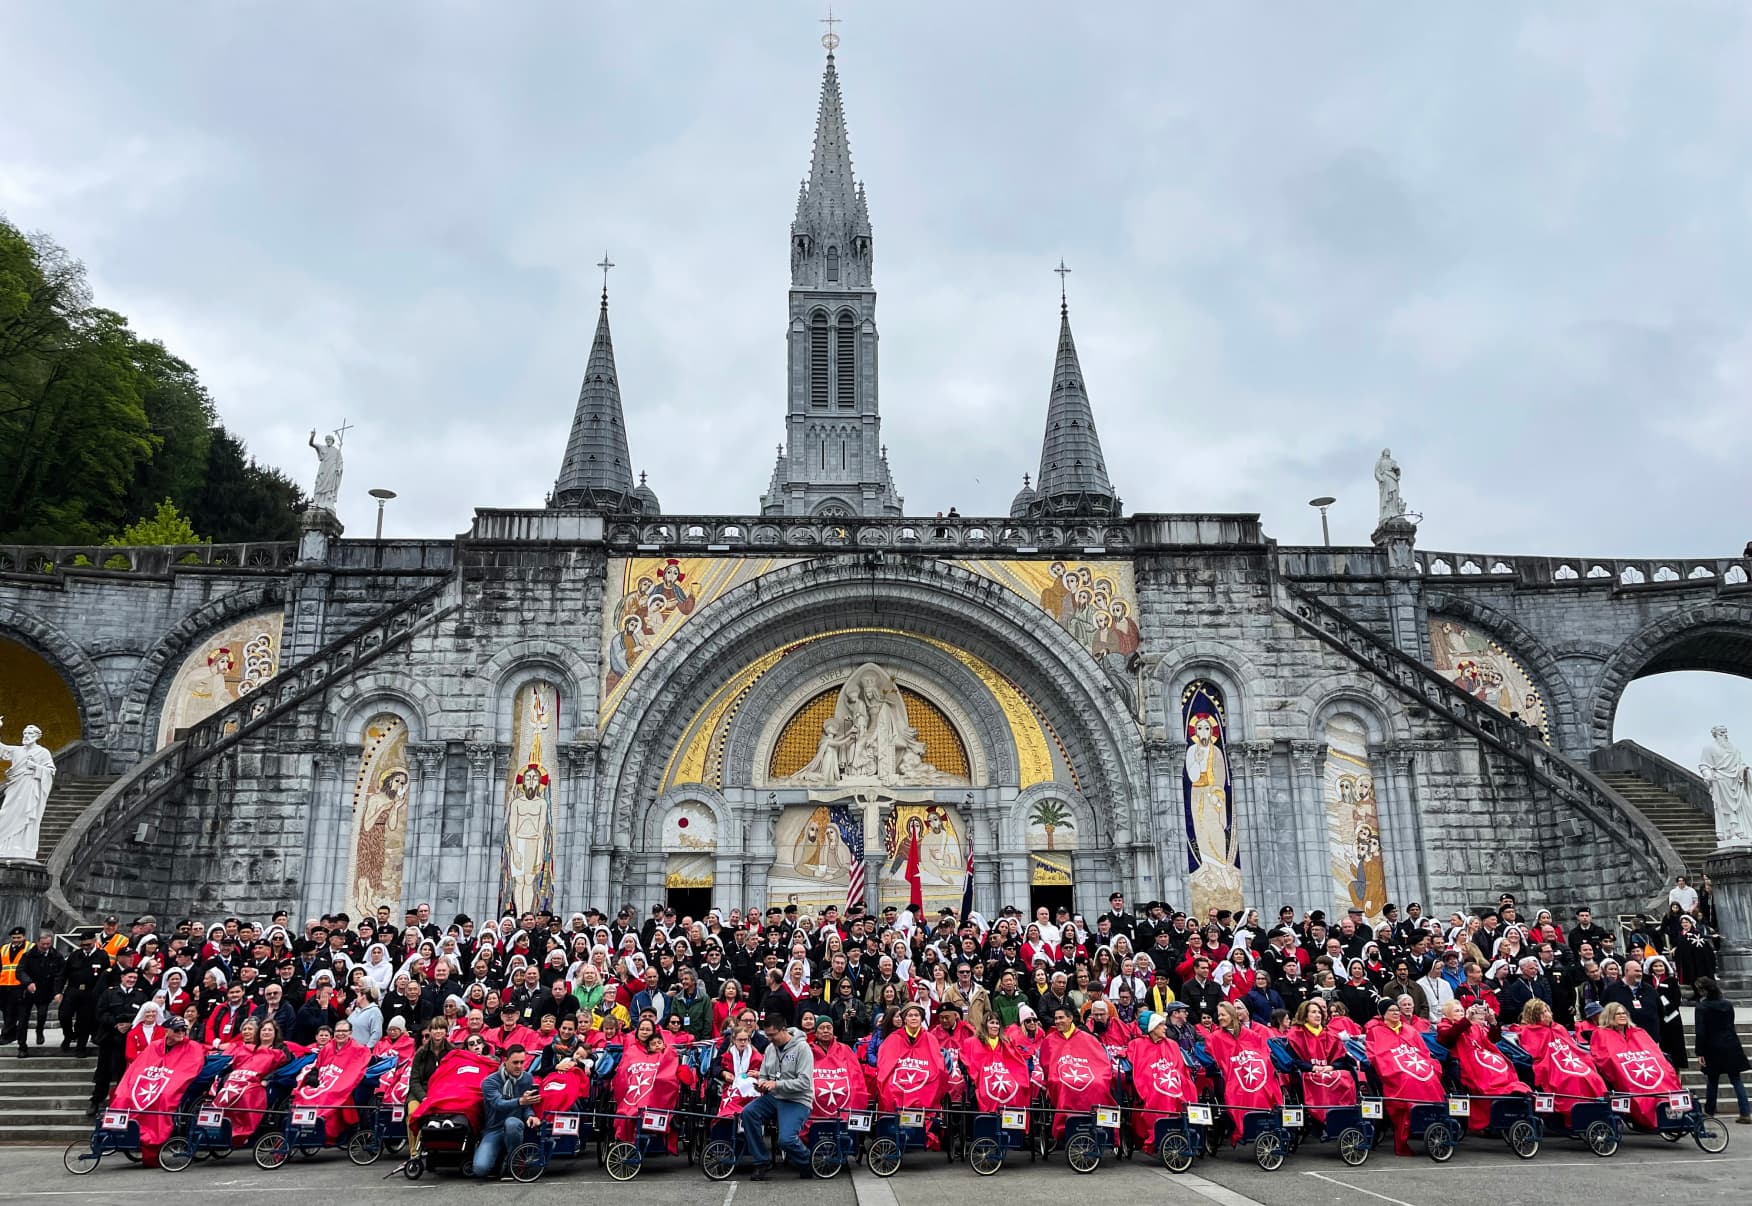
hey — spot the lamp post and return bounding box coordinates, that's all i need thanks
[1308,496,1336,548]
[369,488,397,542]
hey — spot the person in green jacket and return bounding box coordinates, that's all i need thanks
[989,969,1027,1027]
[673,966,713,1041]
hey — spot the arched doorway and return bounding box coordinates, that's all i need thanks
[0,635,81,751]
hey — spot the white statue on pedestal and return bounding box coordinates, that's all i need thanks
[0,718,57,861]
[308,430,344,513]
[1375,448,1405,524]
[1700,725,1752,848]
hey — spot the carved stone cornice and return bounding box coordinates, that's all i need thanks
[1289,740,1326,775]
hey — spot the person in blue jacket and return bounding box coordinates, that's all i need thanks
[473,1043,540,1179]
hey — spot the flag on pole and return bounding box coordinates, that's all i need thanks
[959,834,974,922]
[829,803,865,911]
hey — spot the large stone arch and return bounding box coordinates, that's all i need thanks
[0,605,110,744]
[1588,600,1752,750]
[116,584,286,751]
[325,672,440,746]
[1005,782,1103,850]
[1424,591,1582,753]
[469,639,590,743]
[1155,640,1267,740]
[596,558,1147,854]
[639,785,742,855]
[1294,674,1414,744]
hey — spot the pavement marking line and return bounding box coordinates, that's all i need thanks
[1300,1170,1419,1206]
[850,1166,901,1206]
[1148,1166,1269,1206]
[724,1180,740,1206]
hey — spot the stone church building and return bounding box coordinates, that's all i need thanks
[1,48,1747,932]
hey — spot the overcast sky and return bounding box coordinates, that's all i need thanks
[2,3,1747,765]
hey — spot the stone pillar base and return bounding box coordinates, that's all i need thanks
[0,859,50,937]
[1703,848,1752,993]
[298,508,343,563]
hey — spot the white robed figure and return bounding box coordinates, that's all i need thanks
[1700,726,1752,849]
[0,718,57,860]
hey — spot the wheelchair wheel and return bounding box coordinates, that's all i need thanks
[1508,1119,1540,1160]
[1254,1131,1284,1171]
[1066,1132,1100,1174]
[1337,1126,1369,1166]
[701,1139,736,1181]
[158,1136,193,1172]
[509,1141,545,1183]
[810,1136,843,1179]
[254,1132,290,1170]
[63,1141,100,1175]
[1696,1115,1730,1154]
[866,1136,902,1177]
[210,1144,232,1160]
[1585,1119,1619,1157]
[123,1149,143,1164]
[347,1130,383,1166]
[1159,1131,1193,1173]
[604,1140,641,1181]
[1423,1121,1454,1163]
[968,1136,1003,1176]
[1661,1129,1684,1142]
[402,1154,425,1180]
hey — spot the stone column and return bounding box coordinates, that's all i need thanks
[462,743,496,918]
[301,742,347,912]
[1151,741,1189,909]
[559,744,594,911]
[1289,740,1328,911]
[1234,741,1276,912]
[405,743,447,912]
[1376,742,1427,909]
[1703,849,1752,992]
[1371,515,1423,658]
[998,853,1028,915]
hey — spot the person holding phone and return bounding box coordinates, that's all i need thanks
[472,1043,540,1179]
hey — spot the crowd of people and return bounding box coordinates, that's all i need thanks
[3,875,1744,1180]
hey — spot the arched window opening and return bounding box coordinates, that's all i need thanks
[809,312,829,408]
[836,312,856,409]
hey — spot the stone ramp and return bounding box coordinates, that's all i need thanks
[36,774,117,863]
[1596,771,1718,877]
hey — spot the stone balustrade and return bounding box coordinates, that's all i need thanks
[1280,546,1751,592]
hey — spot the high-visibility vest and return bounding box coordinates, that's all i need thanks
[0,943,24,988]
[101,933,128,959]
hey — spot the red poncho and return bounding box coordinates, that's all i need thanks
[1088,1018,1138,1063]
[112,1037,206,1154]
[412,1049,495,1132]
[488,1024,547,1053]
[1364,1019,1446,1104]
[613,1043,687,1150]
[373,1035,414,1106]
[1514,1022,1606,1124]
[211,1045,288,1144]
[535,1066,590,1118]
[1124,1035,1198,1150]
[1003,1022,1045,1064]
[810,1039,870,1120]
[962,1035,1033,1112]
[876,1027,946,1111]
[1206,1024,1283,1118]
[1039,1027,1119,1140]
[292,1040,373,1142]
[1437,1017,1526,1130]
[1589,1024,1679,1130]
[1286,1024,1356,1120]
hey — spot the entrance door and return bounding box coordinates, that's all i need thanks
[1030,883,1074,920]
[667,886,712,922]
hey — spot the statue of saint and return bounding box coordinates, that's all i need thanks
[1700,726,1752,848]
[1375,448,1405,524]
[0,718,57,861]
[308,430,344,513]
[779,664,965,787]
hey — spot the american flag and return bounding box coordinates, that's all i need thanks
[829,803,865,910]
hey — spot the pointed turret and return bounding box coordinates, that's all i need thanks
[552,284,653,513]
[789,49,873,290]
[1027,297,1119,518]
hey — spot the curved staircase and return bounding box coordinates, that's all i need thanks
[35,775,117,863]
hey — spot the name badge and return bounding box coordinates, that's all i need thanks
[553,1114,579,1136]
[1187,1104,1213,1126]
[196,1108,223,1128]
[641,1109,670,1132]
[1281,1107,1303,1127]
[1533,1095,1555,1114]
[899,1109,925,1128]
[1611,1096,1631,1114]
[1360,1099,1383,1120]
[1669,1092,1693,1112]
[1096,1106,1121,1129]
[848,1111,873,1133]
[101,1110,131,1131]
[1446,1097,1470,1118]
[388,1105,405,1122]
[1001,1109,1026,1131]
[291,1107,318,1127]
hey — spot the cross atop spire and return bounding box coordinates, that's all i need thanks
[596,251,615,302]
[1054,258,1072,311]
[820,5,840,53]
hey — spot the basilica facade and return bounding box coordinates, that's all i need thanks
[2,48,1747,931]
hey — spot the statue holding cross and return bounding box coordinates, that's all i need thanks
[308,426,345,514]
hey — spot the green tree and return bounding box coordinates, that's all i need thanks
[185,427,304,543]
[1029,800,1075,850]
[106,499,206,547]
[121,342,215,521]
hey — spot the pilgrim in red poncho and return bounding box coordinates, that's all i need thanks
[1039,1022,1119,1142]
[810,1035,870,1121]
[1514,1019,1606,1124]
[1125,1028,1198,1151]
[613,1038,691,1151]
[1206,1018,1283,1119]
[292,1039,373,1142]
[877,1011,948,1148]
[962,1024,1033,1115]
[1589,1018,1680,1130]
[1364,1011,1446,1155]
[1437,1010,1527,1132]
[374,1031,415,1107]
[211,1045,290,1144]
[411,1049,496,1132]
[535,1064,590,1119]
[113,1033,207,1163]
[1286,1013,1357,1122]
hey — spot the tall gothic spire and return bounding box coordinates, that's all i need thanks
[552,278,654,513]
[790,47,872,290]
[1028,291,1119,518]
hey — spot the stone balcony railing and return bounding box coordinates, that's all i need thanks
[0,541,299,579]
[1280,546,1752,592]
